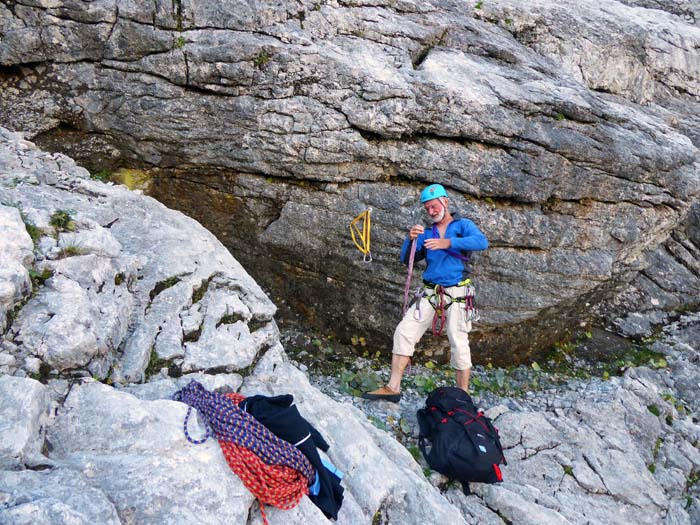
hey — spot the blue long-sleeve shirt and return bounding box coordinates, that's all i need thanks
[400,215,488,286]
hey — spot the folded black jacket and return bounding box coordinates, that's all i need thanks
[241,394,344,520]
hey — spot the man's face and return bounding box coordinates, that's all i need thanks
[423,198,446,223]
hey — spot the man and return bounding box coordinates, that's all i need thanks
[363,183,488,402]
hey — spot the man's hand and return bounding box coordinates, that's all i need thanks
[408,224,424,240]
[424,238,452,250]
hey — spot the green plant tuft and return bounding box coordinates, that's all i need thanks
[28,268,53,286]
[412,374,437,395]
[368,415,387,431]
[91,169,111,182]
[22,217,43,244]
[192,278,211,303]
[340,369,382,396]
[57,243,85,259]
[253,51,272,68]
[149,276,181,301]
[217,313,245,328]
[653,437,663,459]
[50,209,76,232]
[145,349,170,378]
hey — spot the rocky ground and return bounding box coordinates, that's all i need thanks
[284,316,700,524]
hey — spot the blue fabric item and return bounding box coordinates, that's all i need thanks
[400,214,488,286]
[241,394,344,520]
[310,472,320,496]
[321,457,344,480]
[309,458,343,495]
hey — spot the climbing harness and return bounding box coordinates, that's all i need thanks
[426,279,480,330]
[407,279,480,336]
[430,285,448,336]
[350,208,372,262]
[173,381,314,525]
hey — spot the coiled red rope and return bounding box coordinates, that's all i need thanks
[220,394,310,524]
[174,381,313,525]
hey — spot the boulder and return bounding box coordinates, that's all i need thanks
[2,1,699,358]
[0,127,276,382]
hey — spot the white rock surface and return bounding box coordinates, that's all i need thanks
[0,376,49,470]
[0,469,121,525]
[0,205,33,332]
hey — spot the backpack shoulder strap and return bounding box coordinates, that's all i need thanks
[416,407,433,439]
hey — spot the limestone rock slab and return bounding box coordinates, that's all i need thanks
[0,376,49,470]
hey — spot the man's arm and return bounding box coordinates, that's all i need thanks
[400,230,426,264]
[450,219,488,252]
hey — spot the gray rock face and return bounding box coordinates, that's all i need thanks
[603,202,700,338]
[1,0,699,359]
[0,129,472,524]
[465,329,700,525]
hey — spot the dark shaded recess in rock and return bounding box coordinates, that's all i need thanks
[147,170,405,343]
[33,124,123,167]
[143,169,614,365]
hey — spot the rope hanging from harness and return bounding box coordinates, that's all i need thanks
[402,238,417,315]
[430,285,448,336]
[173,381,314,525]
[350,208,372,262]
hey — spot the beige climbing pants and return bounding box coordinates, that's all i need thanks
[392,283,473,370]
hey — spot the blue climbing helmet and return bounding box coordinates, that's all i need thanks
[420,183,448,203]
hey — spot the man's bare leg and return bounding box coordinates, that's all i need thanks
[456,368,471,392]
[387,354,411,392]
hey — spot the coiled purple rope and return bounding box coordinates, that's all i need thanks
[173,380,314,482]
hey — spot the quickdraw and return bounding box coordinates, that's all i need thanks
[350,208,372,262]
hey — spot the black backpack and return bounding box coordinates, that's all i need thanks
[416,387,506,494]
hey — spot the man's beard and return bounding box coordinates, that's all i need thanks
[431,208,445,223]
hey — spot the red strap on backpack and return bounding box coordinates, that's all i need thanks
[493,464,503,481]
